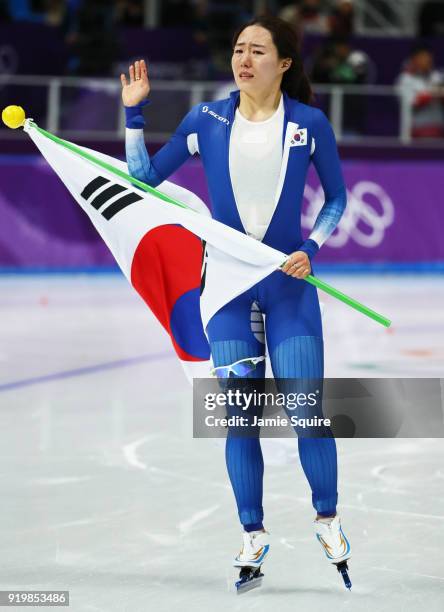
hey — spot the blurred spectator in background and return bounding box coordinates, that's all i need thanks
[279,0,328,36]
[190,0,210,45]
[311,37,373,136]
[46,0,63,25]
[418,1,444,37]
[299,0,328,33]
[278,2,302,34]
[396,44,444,138]
[6,0,46,23]
[328,0,354,38]
[64,0,119,75]
[116,0,143,26]
[5,0,62,25]
[311,37,371,85]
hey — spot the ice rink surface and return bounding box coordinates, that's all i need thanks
[1,274,443,612]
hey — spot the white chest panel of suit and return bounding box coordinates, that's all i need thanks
[229,95,284,241]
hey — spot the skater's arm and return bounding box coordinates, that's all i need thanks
[302,108,347,260]
[121,59,200,187]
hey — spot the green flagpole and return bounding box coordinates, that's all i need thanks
[31,122,191,210]
[304,274,390,327]
[13,114,391,328]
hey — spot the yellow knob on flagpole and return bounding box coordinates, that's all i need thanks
[2,105,26,129]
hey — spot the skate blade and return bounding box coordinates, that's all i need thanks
[335,561,352,590]
[235,575,263,594]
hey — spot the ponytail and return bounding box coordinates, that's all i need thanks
[282,54,314,104]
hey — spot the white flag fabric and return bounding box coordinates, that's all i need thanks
[24,121,287,380]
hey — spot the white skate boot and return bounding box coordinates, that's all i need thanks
[315,515,352,589]
[233,530,270,593]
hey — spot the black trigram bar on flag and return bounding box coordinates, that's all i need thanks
[81,176,143,220]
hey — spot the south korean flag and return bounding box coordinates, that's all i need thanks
[290,127,308,147]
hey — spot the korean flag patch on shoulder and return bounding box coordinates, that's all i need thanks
[290,127,308,147]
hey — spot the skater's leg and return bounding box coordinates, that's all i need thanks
[268,323,350,587]
[207,294,266,531]
[210,339,266,529]
[270,335,338,516]
[262,273,338,517]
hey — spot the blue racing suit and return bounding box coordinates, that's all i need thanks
[125,90,346,528]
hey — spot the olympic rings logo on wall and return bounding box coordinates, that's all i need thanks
[302,181,395,248]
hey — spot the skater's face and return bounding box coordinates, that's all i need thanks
[232,25,291,96]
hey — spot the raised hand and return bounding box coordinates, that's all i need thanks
[120,59,150,107]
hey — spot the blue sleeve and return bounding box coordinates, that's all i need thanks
[299,108,346,261]
[125,103,201,188]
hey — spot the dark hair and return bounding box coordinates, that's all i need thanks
[232,15,313,105]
